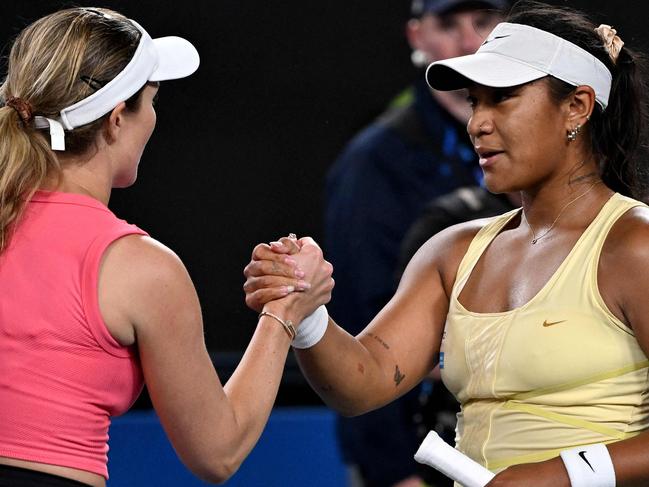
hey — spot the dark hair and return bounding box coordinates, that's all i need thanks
[507,1,649,198]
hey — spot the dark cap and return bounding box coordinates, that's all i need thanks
[411,0,509,17]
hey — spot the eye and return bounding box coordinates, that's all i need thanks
[466,95,477,108]
[439,16,460,33]
[493,89,514,104]
[152,92,159,106]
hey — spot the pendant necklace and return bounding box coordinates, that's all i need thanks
[521,181,600,245]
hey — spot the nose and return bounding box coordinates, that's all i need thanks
[467,108,493,139]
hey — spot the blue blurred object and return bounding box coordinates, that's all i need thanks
[107,407,346,486]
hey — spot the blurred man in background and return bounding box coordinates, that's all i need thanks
[324,1,508,485]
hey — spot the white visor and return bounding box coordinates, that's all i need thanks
[34,19,199,149]
[425,22,612,110]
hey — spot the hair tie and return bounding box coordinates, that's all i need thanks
[5,96,34,124]
[595,24,624,64]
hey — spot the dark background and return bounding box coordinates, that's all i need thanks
[1,1,647,359]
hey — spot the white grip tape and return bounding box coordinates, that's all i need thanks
[414,431,495,487]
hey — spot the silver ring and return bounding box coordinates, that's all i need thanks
[288,233,297,239]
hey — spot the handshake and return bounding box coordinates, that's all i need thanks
[243,234,335,348]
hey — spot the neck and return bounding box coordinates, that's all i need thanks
[520,172,611,234]
[41,153,113,205]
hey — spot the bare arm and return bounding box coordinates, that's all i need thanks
[244,224,480,416]
[98,235,331,484]
[293,245,449,416]
[598,207,649,487]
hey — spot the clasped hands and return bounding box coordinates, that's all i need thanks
[243,235,334,326]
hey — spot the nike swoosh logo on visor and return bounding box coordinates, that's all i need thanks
[482,34,512,46]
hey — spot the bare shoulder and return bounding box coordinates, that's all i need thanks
[602,205,649,265]
[99,234,199,338]
[400,216,498,294]
[597,204,649,344]
[103,234,185,274]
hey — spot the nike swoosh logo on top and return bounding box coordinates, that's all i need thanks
[578,451,595,472]
[542,320,567,327]
[481,34,512,46]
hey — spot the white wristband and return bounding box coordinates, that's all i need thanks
[560,443,616,487]
[292,305,328,349]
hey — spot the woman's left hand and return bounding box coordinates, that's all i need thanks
[485,458,570,487]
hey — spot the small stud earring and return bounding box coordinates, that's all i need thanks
[567,124,582,142]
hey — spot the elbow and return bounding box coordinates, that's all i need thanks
[194,463,238,485]
[325,396,377,418]
[189,455,242,485]
[338,404,374,418]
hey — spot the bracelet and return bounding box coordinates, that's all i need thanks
[559,443,616,487]
[292,305,328,349]
[258,311,296,340]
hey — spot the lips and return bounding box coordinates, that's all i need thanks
[475,147,504,167]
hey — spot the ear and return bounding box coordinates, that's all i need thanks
[103,101,127,144]
[565,85,596,130]
[406,18,423,50]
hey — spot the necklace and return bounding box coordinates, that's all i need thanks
[521,181,600,245]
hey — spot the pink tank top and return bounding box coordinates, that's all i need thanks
[0,190,146,479]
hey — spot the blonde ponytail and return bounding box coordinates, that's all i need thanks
[0,7,141,252]
[0,104,57,251]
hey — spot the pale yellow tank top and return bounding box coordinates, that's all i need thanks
[440,193,649,477]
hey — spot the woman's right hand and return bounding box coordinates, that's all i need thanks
[243,236,334,323]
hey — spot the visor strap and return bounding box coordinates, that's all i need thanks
[33,116,66,151]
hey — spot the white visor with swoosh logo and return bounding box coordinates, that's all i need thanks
[425,22,612,109]
[33,19,200,150]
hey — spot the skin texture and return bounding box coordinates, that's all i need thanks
[244,79,649,486]
[0,84,334,486]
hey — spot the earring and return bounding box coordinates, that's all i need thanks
[567,124,582,142]
[410,49,430,68]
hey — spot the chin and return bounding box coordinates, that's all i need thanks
[483,177,511,195]
[482,173,526,195]
[113,173,138,188]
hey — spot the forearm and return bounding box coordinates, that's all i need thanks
[294,317,399,416]
[221,318,291,469]
[607,430,649,486]
[488,432,649,487]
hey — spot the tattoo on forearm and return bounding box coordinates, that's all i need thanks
[394,365,405,386]
[367,333,390,350]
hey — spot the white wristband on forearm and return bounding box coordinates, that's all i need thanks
[292,305,328,349]
[560,443,616,487]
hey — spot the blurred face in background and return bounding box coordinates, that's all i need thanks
[407,6,504,123]
[408,7,503,64]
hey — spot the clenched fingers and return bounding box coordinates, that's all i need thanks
[244,255,305,279]
[243,276,310,312]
